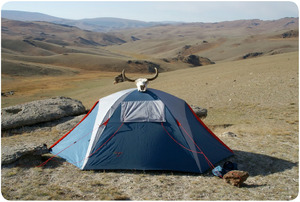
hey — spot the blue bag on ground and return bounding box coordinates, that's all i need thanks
[212,166,224,177]
[212,161,238,177]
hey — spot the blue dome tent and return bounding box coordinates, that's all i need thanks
[49,88,233,173]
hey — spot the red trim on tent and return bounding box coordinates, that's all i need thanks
[176,119,181,126]
[161,122,202,154]
[187,104,233,154]
[49,100,99,149]
[102,118,110,126]
[88,122,124,158]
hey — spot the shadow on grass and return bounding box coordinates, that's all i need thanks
[242,183,267,188]
[40,155,67,169]
[228,150,298,176]
[2,155,66,169]
[9,149,295,177]
[90,150,297,178]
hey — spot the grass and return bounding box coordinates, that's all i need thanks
[1,126,298,200]
[1,51,298,200]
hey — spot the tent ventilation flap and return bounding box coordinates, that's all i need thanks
[121,100,165,122]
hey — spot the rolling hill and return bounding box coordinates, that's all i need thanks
[1,18,135,75]
[1,10,167,32]
[1,15,298,86]
[108,17,299,61]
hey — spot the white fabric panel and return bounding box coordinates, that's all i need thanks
[121,100,165,122]
[81,88,135,169]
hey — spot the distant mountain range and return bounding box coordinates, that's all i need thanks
[1,10,177,32]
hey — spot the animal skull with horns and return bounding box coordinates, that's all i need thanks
[114,68,159,92]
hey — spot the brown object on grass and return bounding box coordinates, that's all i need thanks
[223,170,249,187]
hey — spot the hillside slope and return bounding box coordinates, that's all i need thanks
[1,18,137,76]
[2,10,165,32]
[108,18,299,60]
[1,18,127,51]
[1,17,298,80]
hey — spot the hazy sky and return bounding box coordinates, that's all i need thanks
[1,1,299,22]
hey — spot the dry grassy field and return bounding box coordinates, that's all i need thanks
[1,51,298,200]
[1,17,299,200]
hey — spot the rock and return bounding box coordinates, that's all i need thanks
[2,114,87,137]
[1,143,48,165]
[223,170,249,187]
[1,97,86,130]
[131,36,140,41]
[190,105,207,119]
[242,52,263,59]
[184,55,201,66]
[282,30,298,38]
[162,58,170,63]
[221,131,237,137]
[1,91,15,97]
[183,55,215,67]
[126,60,161,73]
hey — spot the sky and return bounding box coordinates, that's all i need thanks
[1,1,299,23]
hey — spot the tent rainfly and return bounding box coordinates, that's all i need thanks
[49,88,233,173]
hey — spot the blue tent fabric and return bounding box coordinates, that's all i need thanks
[50,102,100,168]
[50,88,233,173]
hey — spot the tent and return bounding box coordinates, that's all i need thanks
[49,88,233,173]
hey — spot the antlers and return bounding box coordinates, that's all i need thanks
[146,68,159,81]
[121,69,135,82]
[122,68,158,82]
[114,68,159,92]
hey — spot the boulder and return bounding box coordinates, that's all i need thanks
[131,36,140,41]
[223,170,249,187]
[126,60,161,73]
[282,30,298,38]
[1,97,86,130]
[190,105,207,119]
[2,114,87,137]
[183,55,215,67]
[1,143,48,165]
[242,52,263,59]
